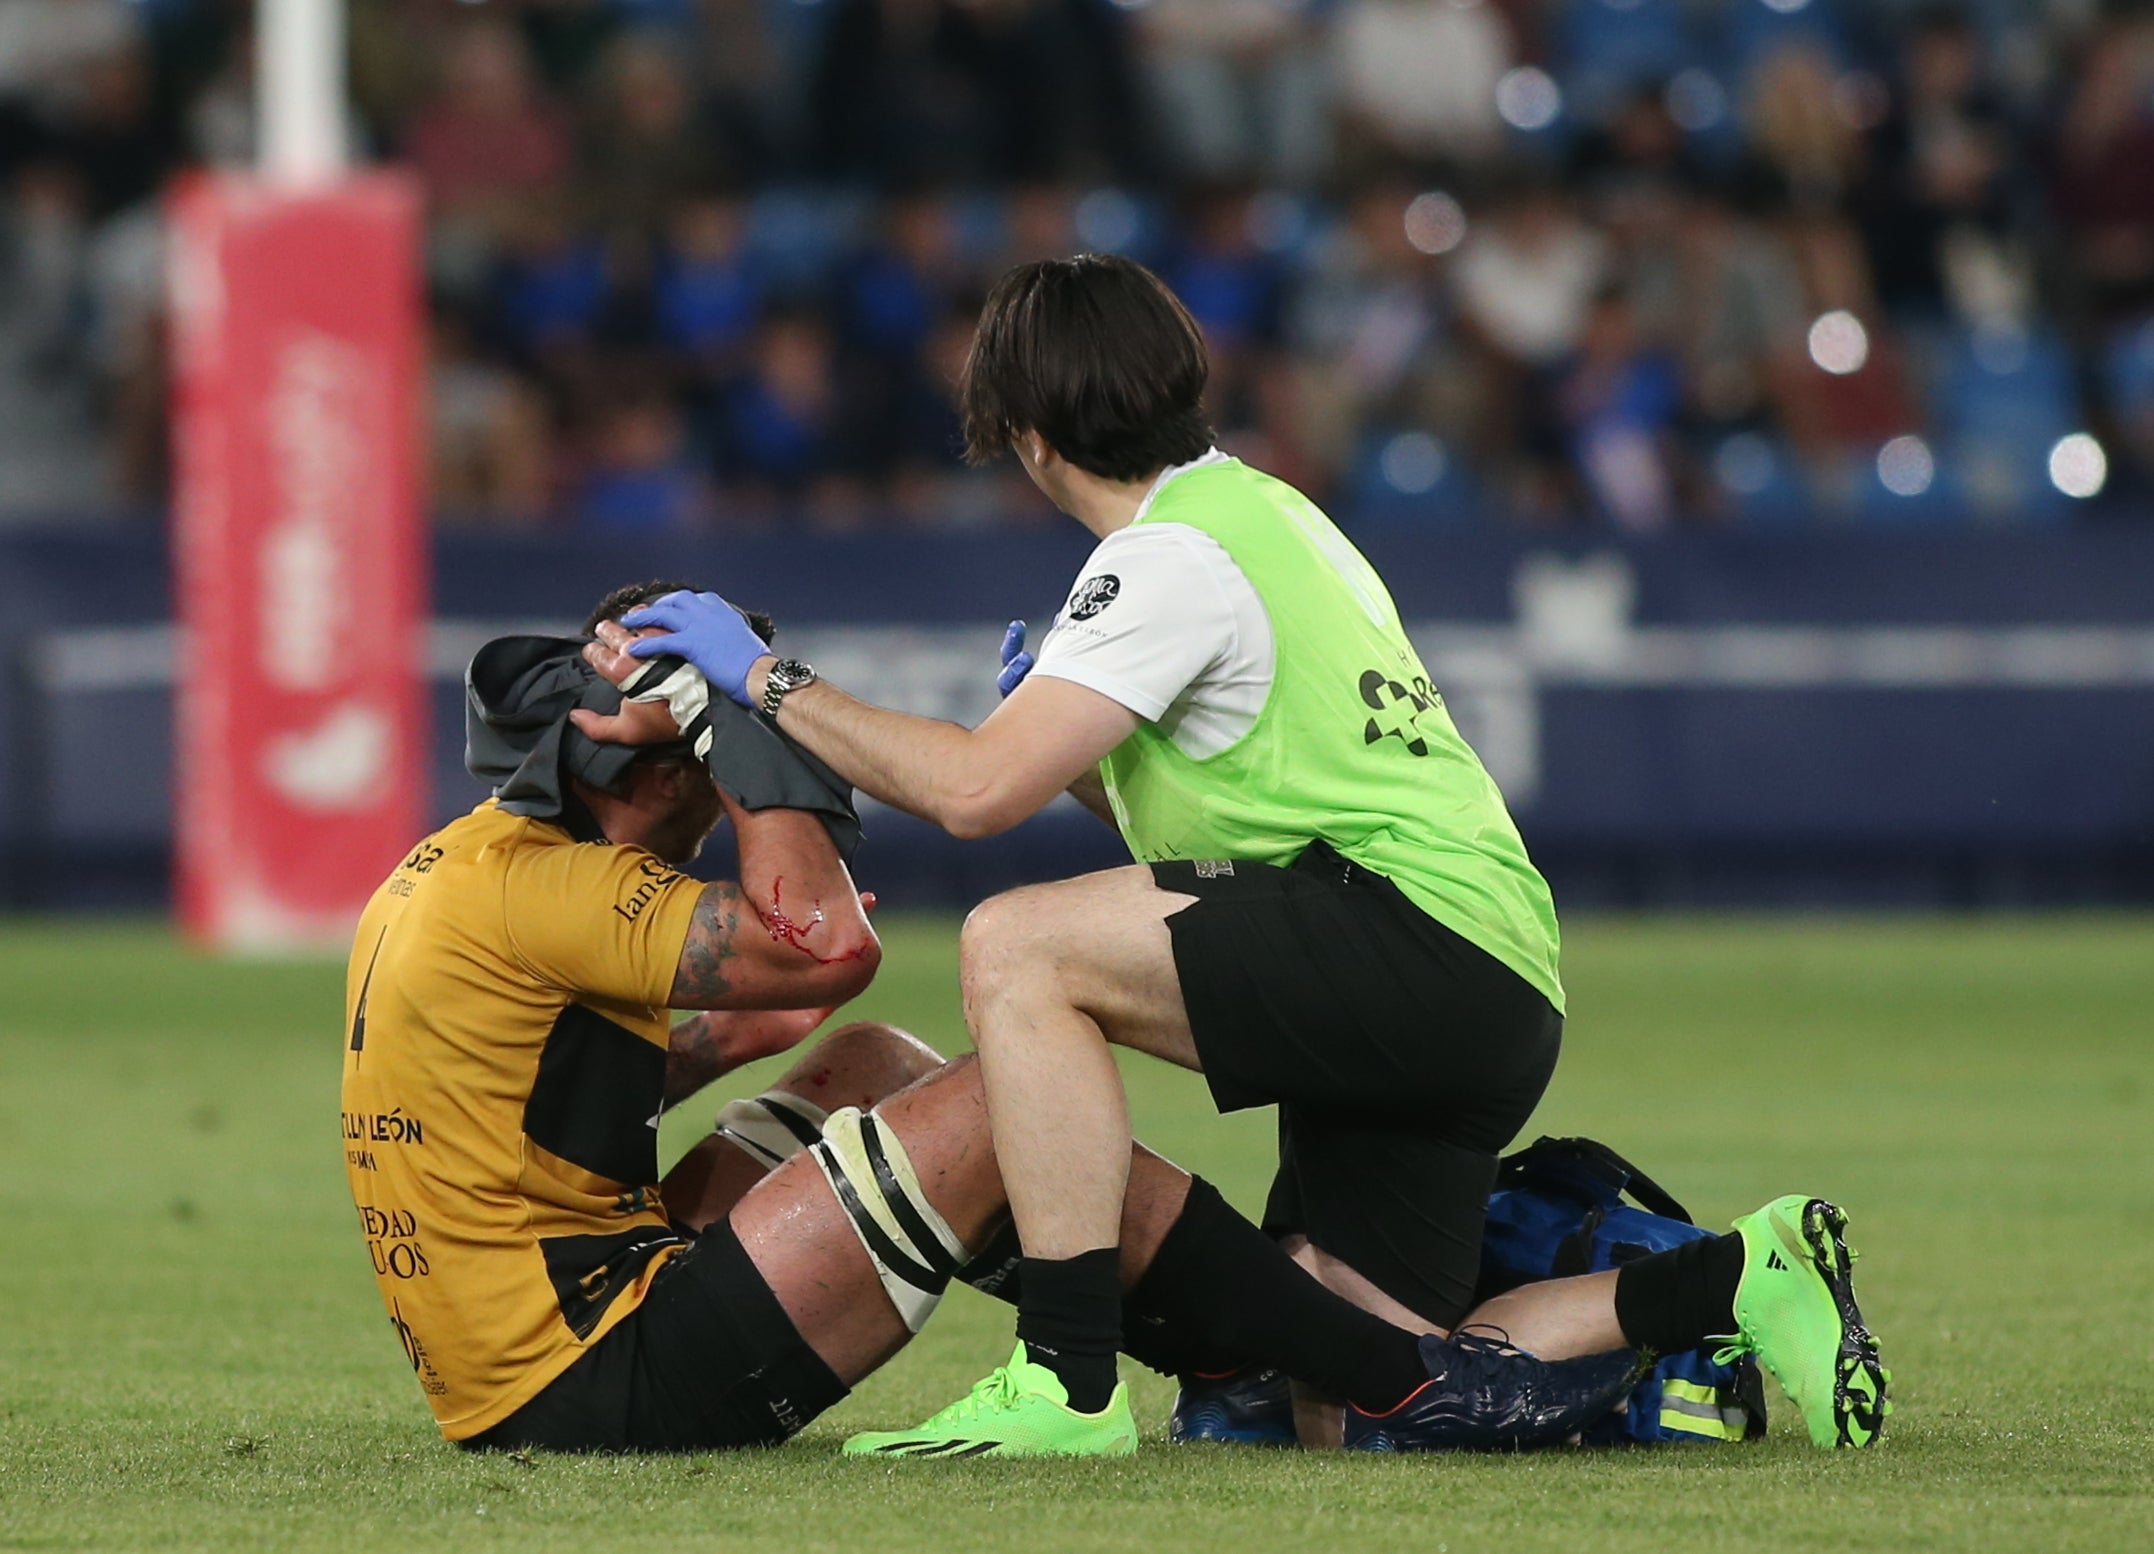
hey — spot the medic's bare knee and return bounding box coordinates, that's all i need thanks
[960,888,1039,978]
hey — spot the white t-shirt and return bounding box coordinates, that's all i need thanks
[1030,453,1277,761]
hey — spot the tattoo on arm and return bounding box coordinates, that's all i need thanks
[670,883,745,1008]
[663,1014,727,1110]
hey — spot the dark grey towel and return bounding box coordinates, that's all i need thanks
[463,635,861,860]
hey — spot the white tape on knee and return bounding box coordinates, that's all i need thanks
[714,1091,830,1169]
[810,1106,968,1333]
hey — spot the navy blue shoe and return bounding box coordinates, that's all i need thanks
[1344,1333,1645,1453]
[1169,1368,1297,1445]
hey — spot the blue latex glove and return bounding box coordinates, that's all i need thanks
[997,620,1035,698]
[621,590,773,708]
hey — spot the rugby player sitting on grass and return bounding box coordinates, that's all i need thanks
[340,584,1645,1455]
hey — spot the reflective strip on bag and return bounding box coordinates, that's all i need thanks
[1658,1378,1750,1441]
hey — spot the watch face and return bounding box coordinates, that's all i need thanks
[764,660,814,705]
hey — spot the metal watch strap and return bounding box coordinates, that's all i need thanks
[760,658,816,718]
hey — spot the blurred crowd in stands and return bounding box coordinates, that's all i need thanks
[4,0,2154,531]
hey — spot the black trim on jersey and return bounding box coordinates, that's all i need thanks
[524,1003,665,1187]
[538,1227,684,1339]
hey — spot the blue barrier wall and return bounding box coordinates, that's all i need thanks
[4,525,2152,910]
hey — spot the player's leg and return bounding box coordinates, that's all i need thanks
[725,1054,1325,1390]
[1460,1270,1626,1358]
[1219,1112,1844,1447]
[1190,1117,1773,1450]
[728,1054,1641,1458]
[1451,1201,1889,1449]
[659,1020,944,1230]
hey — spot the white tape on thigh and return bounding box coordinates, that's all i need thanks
[810,1106,968,1333]
[714,1091,830,1169]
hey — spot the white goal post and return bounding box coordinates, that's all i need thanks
[259,0,348,188]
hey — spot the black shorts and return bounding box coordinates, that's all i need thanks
[1155,841,1562,1328]
[462,1221,846,1454]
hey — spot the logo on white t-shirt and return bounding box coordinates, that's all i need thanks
[1066,574,1121,620]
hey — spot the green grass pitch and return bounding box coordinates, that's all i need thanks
[1,914,2150,1553]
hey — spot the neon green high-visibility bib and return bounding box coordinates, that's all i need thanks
[1099,458,1564,1011]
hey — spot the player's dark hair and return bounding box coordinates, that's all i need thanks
[959,254,1215,481]
[584,580,775,646]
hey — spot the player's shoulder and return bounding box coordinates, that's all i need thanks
[498,822,695,921]
[405,801,552,884]
[383,802,634,927]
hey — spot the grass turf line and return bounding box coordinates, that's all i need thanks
[0,915,2149,1553]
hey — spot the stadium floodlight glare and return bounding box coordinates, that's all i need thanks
[1666,70,1728,132]
[259,0,348,188]
[1404,192,1467,256]
[2048,433,2108,499]
[1496,68,1563,132]
[1379,432,1448,495]
[1877,435,1935,497]
[1808,311,1869,376]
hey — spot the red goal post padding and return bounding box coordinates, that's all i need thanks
[168,172,428,951]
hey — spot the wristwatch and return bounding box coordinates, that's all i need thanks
[759,657,818,718]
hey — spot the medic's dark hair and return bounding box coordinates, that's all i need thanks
[959,254,1215,482]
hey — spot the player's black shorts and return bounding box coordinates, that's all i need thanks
[1155,840,1562,1328]
[462,1220,846,1454]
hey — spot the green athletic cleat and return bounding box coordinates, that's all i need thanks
[842,1344,1139,1460]
[1720,1196,1890,1449]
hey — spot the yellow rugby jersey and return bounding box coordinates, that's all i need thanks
[340,799,706,1439]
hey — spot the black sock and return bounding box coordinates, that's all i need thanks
[1613,1233,1746,1354]
[1126,1178,1427,1411]
[965,1221,1253,1381]
[958,1223,1024,1303]
[1016,1248,1123,1413]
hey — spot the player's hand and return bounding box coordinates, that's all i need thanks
[996,619,1034,698]
[572,623,690,746]
[618,590,774,708]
